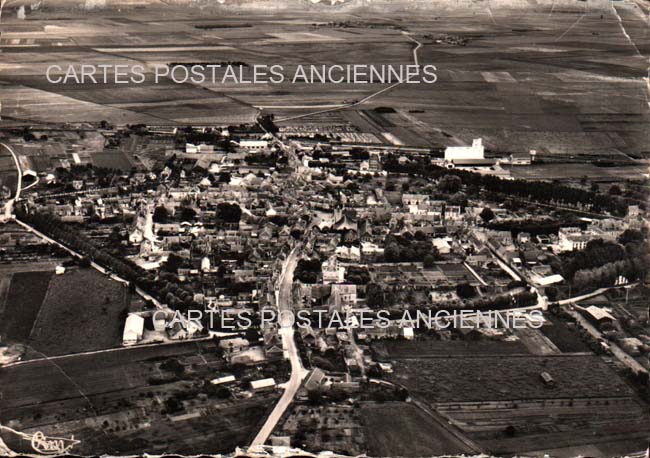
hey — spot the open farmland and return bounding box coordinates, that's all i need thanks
[388,354,633,402]
[388,354,649,456]
[0,3,647,157]
[539,315,591,353]
[372,339,530,360]
[0,271,53,343]
[0,340,278,455]
[27,267,129,356]
[368,262,476,286]
[436,396,649,457]
[360,402,472,456]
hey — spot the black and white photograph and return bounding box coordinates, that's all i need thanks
[0,0,648,457]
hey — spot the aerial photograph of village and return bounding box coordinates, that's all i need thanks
[0,0,648,457]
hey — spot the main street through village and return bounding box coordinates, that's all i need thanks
[251,245,308,446]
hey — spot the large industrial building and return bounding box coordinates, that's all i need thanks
[444,138,485,161]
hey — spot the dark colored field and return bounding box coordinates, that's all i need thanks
[92,151,133,171]
[539,315,591,353]
[28,268,128,356]
[372,339,530,360]
[360,402,472,456]
[0,270,53,342]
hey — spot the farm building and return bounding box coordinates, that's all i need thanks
[210,375,236,385]
[122,313,145,346]
[250,378,276,391]
[582,305,616,328]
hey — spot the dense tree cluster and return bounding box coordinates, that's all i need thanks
[345,266,371,284]
[215,202,242,224]
[561,239,637,279]
[382,156,628,216]
[559,237,650,291]
[295,258,322,283]
[487,218,588,236]
[383,234,439,263]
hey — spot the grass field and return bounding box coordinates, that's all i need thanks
[28,268,129,356]
[0,271,53,343]
[360,402,472,456]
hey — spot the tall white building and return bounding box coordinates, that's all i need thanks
[445,138,485,160]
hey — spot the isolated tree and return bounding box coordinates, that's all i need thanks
[179,206,197,222]
[438,174,462,193]
[480,207,495,223]
[456,283,476,299]
[153,205,169,223]
[366,283,385,308]
[608,185,622,196]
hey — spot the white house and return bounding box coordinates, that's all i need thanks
[432,237,452,255]
[557,227,589,252]
[322,256,346,284]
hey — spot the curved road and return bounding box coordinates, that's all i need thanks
[251,245,307,446]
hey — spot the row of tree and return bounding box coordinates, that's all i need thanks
[382,156,629,216]
[17,209,201,313]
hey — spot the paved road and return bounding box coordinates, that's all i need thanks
[556,284,637,306]
[251,245,306,446]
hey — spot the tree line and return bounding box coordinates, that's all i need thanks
[382,156,629,216]
[17,209,202,313]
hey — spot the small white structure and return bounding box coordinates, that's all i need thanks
[201,256,211,272]
[537,274,564,286]
[250,378,276,391]
[210,375,236,385]
[185,142,214,153]
[123,313,145,346]
[402,327,415,340]
[153,312,167,332]
[239,140,268,150]
[432,237,452,255]
[55,266,66,275]
[445,138,485,161]
[322,256,346,284]
[197,144,214,153]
